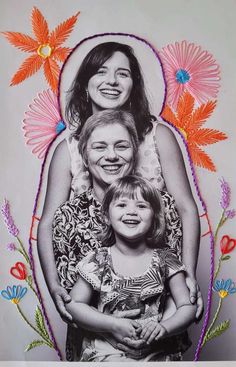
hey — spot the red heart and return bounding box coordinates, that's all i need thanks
[220,235,236,255]
[10,262,27,280]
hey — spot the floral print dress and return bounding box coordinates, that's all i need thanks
[75,246,188,362]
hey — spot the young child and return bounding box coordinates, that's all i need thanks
[66,175,196,362]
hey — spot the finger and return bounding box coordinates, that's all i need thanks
[141,325,155,341]
[147,327,160,344]
[195,292,204,321]
[140,322,153,339]
[131,320,141,329]
[61,292,72,303]
[114,309,141,318]
[55,296,73,321]
[189,284,197,304]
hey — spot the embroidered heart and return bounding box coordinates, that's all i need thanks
[220,235,236,255]
[10,262,27,280]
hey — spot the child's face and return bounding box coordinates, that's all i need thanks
[108,188,154,242]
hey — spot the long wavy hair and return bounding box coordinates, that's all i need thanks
[65,42,155,141]
[100,175,165,248]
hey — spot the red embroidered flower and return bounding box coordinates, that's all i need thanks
[220,235,236,255]
[10,262,27,280]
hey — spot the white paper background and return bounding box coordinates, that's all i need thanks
[0,0,236,364]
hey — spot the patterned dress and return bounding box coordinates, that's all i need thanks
[74,247,189,362]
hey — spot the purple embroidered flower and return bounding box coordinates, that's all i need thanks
[6,243,16,252]
[225,209,236,219]
[1,199,19,237]
[219,178,230,210]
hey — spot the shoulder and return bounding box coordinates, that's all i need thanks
[49,138,71,173]
[155,122,178,144]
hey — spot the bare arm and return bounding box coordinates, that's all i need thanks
[140,272,196,343]
[155,125,200,285]
[67,277,141,339]
[37,139,72,319]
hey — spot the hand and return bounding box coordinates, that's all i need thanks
[140,321,167,344]
[112,318,141,343]
[185,275,204,321]
[51,285,73,323]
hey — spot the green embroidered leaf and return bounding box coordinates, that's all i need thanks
[222,256,231,261]
[25,339,47,352]
[35,306,50,341]
[205,320,230,343]
[27,275,32,286]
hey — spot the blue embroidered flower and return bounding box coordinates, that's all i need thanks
[1,285,27,304]
[213,279,236,299]
[55,120,65,134]
[175,69,190,84]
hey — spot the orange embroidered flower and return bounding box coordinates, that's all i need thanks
[1,7,80,93]
[161,92,227,171]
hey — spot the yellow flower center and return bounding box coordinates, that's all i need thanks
[218,290,228,299]
[11,298,19,304]
[37,44,52,59]
[178,128,188,140]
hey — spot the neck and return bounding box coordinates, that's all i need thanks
[92,180,107,203]
[114,234,149,256]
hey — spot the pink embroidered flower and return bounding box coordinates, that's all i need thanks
[159,40,220,108]
[22,89,66,159]
[1,199,19,237]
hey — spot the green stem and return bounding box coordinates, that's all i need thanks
[214,256,222,280]
[213,211,225,245]
[16,248,29,264]
[16,304,53,348]
[16,237,30,264]
[201,297,222,348]
[25,277,40,301]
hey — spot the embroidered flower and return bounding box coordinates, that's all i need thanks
[1,7,80,92]
[6,243,16,252]
[10,262,27,280]
[213,279,236,299]
[1,285,27,304]
[220,235,236,255]
[219,178,230,209]
[225,209,236,219]
[161,92,227,171]
[159,40,220,108]
[1,199,19,237]
[22,89,65,159]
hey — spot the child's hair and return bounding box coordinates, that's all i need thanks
[101,175,165,248]
[78,109,139,169]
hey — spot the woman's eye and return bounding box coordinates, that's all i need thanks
[96,68,106,75]
[117,71,129,78]
[116,144,130,151]
[93,146,106,151]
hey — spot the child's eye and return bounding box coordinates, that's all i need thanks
[137,204,148,209]
[116,203,126,208]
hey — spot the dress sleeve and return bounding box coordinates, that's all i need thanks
[161,190,183,260]
[76,249,106,291]
[159,248,186,279]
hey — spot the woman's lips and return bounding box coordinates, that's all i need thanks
[99,89,121,98]
[101,164,123,174]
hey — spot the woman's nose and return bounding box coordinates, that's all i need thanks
[105,146,118,160]
[106,71,118,85]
